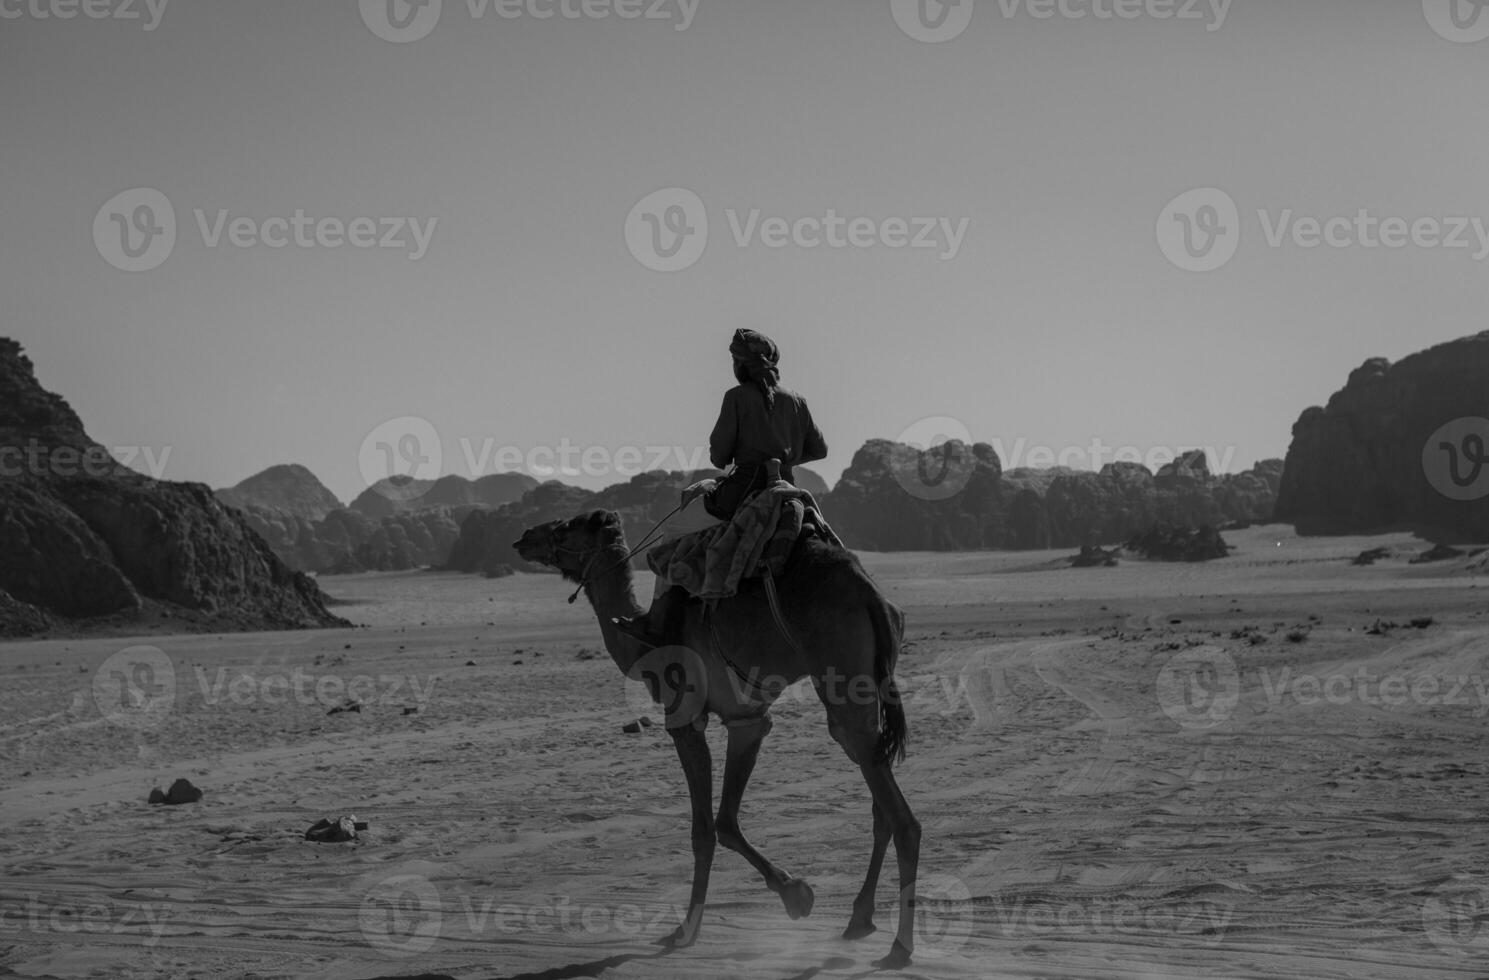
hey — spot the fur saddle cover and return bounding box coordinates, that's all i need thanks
[646,482,842,600]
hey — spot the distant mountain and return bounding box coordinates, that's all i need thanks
[0,338,347,638]
[349,473,539,519]
[1275,331,1489,541]
[217,464,343,522]
[793,465,829,497]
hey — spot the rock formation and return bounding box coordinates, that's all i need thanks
[0,338,347,637]
[1275,331,1489,541]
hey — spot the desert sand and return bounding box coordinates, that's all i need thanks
[2,525,1487,979]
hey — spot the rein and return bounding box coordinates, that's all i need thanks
[562,502,688,604]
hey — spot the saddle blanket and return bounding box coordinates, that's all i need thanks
[646,483,842,599]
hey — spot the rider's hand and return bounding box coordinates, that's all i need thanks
[681,478,717,509]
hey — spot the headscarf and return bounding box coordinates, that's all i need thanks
[728,329,781,408]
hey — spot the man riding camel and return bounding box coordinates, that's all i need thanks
[613,328,827,648]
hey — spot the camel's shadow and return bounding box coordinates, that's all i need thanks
[358,947,912,980]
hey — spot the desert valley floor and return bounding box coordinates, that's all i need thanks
[2,526,1488,980]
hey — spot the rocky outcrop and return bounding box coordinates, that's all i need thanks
[1126,523,1231,562]
[0,338,347,636]
[825,438,1281,552]
[216,464,342,522]
[1275,332,1489,541]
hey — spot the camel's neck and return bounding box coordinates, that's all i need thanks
[579,546,648,675]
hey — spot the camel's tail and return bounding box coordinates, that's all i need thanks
[871,597,908,767]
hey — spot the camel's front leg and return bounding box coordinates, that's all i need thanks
[716,716,815,920]
[657,721,715,949]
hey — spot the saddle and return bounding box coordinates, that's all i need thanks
[648,475,841,601]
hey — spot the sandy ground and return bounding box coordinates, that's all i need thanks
[2,525,1488,980]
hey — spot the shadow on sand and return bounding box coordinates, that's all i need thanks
[358,948,906,980]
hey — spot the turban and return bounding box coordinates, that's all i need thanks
[728,329,781,406]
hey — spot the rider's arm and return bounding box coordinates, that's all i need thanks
[799,397,827,464]
[709,388,738,470]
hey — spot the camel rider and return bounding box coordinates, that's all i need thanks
[613,328,828,648]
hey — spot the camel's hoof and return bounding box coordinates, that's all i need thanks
[780,878,815,920]
[842,918,877,940]
[873,940,913,970]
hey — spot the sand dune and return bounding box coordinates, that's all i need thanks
[2,526,1487,979]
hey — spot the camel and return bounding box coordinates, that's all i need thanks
[513,509,922,968]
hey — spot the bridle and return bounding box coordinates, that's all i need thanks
[551,503,689,604]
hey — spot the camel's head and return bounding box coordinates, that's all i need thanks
[513,510,626,583]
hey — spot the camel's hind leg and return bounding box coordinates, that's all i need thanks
[858,759,920,969]
[715,715,815,920]
[826,712,920,969]
[657,723,715,949]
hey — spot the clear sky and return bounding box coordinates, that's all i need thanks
[4,0,1487,503]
